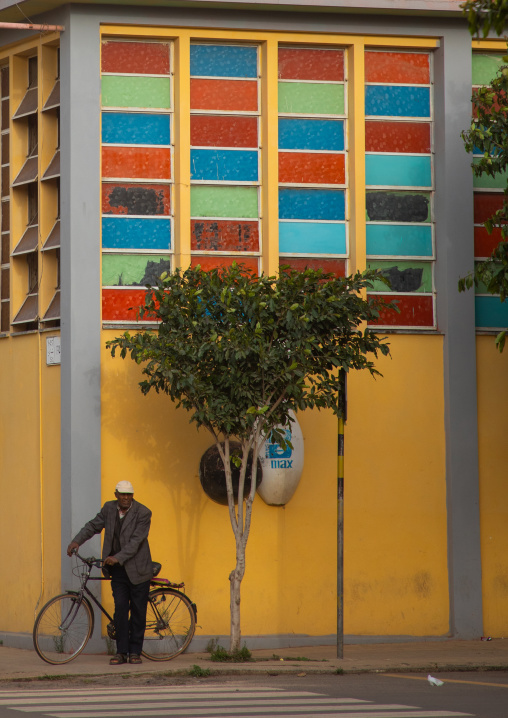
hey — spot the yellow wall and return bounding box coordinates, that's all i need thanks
[0,333,61,632]
[476,336,508,637]
[101,331,449,638]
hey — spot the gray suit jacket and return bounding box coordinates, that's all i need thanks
[72,499,153,584]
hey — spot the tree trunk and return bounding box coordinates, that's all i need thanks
[229,545,245,653]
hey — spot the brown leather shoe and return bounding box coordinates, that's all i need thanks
[129,654,142,664]
[109,653,128,665]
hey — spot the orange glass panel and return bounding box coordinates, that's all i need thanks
[278,48,344,82]
[191,255,259,273]
[280,258,346,277]
[191,79,258,112]
[102,288,149,322]
[279,152,345,185]
[474,226,503,257]
[102,147,171,180]
[369,293,434,327]
[365,51,430,85]
[191,220,259,251]
[474,192,504,224]
[102,183,171,215]
[191,115,258,148]
[365,121,431,154]
[102,41,170,74]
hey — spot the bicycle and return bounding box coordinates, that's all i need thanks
[33,552,197,665]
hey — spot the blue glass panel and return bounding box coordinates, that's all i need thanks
[278,119,344,151]
[279,188,345,220]
[366,154,432,188]
[365,85,430,118]
[279,221,346,254]
[190,44,258,78]
[366,224,433,257]
[102,217,171,250]
[475,296,508,328]
[102,113,171,145]
[190,149,258,182]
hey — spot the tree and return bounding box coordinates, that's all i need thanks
[460,0,508,349]
[107,263,392,652]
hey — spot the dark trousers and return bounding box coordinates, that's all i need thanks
[110,566,151,655]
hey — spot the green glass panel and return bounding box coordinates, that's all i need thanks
[367,259,432,293]
[473,260,504,294]
[473,160,508,189]
[102,254,171,286]
[191,186,258,218]
[472,54,505,86]
[102,76,171,109]
[278,82,344,115]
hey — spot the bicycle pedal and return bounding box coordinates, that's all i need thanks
[106,622,116,639]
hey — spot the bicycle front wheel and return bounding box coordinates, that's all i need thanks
[33,593,93,664]
[142,588,196,661]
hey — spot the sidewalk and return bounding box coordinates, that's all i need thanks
[1,640,507,682]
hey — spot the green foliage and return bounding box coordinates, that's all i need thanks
[107,264,393,440]
[461,55,508,350]
[462,0,508,37]
[188,664,211,677]
[209,643,253,662]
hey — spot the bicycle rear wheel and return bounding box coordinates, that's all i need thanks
[142,588,196,661]
[33,593,94,664]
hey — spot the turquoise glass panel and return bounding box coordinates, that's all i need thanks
[366,224,433,257]
[475,295,508,328]
[102,113,171,145]
[190,44,258,78]
[102,217,171,250]
[366,154,432,188]
[279,221,346,254]
[278,118,344,151]
[191,149,258,182]
[279,188,345,220]
[365,85,430,118]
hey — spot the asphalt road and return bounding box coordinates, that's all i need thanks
[0,672,506,718]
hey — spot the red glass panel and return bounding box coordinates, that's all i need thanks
[101,41,170,74]
[191,115,258,148]
[102,147,171,180]
[102,183,171,215]
[279,152,345,185]
[365,51,430,85]
[365,121,431,154]
[191,220,259,252]
[102,288,149,322]
[278,48,344,82]
[191,255,259,273]
[279,258,346,277]
[190,79,258,112]
[369,293,434,327]
[474,226,503,257]
[474,192,504,224]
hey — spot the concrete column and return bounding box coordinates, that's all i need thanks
[60,7,102,590]
[434,26,483,638]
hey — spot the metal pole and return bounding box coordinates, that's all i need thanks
[337,369,346,659]
[0,22,64,31]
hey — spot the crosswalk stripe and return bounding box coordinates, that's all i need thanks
[0,688,285,698]
[45,713,472,718]
[0,692,335,706]
[13,700,385,713]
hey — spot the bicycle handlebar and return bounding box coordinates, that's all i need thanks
[72,551,105,568]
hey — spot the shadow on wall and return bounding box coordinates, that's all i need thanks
[100,354,213,588]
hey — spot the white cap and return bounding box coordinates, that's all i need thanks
[115,480,134,494]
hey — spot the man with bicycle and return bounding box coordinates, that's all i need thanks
[67,480,153,665]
